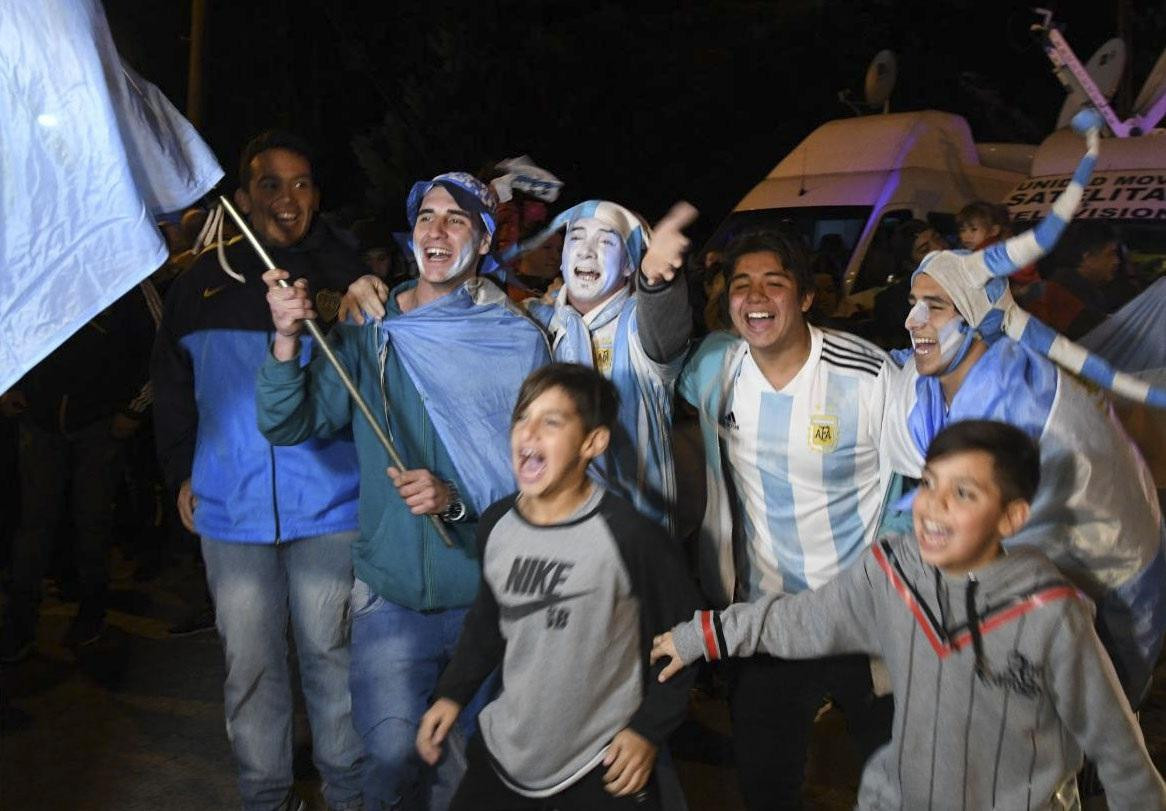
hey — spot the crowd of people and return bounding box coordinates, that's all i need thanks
[1,125,1163,811]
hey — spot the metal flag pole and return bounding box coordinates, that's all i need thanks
[218,196,455,548]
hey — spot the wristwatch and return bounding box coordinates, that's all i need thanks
[440,480,467,524]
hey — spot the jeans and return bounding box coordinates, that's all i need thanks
[6,418,121,637]
[349,584,495,810]
[729,653,894,811]
[202,532,364,811]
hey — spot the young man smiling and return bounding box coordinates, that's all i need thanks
[152,130,367,811]
[677,229,918,810]
[257,171,550,810]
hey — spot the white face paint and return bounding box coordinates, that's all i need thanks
[904,298,929,331]
[931,315,967,368]
[561,217,631,308]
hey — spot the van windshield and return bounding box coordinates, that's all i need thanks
[706,205,871,282]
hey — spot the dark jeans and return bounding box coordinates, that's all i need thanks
[450,732,662,811]
[729,653,893,811]
[5,419,121,636]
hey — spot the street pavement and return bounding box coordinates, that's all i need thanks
[1,553,1162,810]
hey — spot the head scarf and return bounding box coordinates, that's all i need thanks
[500,199,652,271]
[406,171,498,242]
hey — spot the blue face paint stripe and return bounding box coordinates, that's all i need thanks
[757,391,807,593]
[821,372,867,570]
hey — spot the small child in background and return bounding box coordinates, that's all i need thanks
[956,200,1010,251]
[652,419,1166,809]
[957,201,1041,299]
[417,363,700,810]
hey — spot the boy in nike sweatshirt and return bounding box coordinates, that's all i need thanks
[417,363,700,809]
[653,419,1165,810]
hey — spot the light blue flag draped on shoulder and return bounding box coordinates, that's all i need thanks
[0,0,223,394]
[378,279,551,514]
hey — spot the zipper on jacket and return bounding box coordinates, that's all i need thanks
[270,445,283,542]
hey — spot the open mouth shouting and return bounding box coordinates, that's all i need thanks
[516,446,547,485]
[916,516,951,554]
[572,266,602,285]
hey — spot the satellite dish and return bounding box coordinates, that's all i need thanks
[864,50,898,110]
[1133,47,1166,115]
[1056,38,1126,129]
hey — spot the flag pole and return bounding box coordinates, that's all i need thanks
[219,196,456,548]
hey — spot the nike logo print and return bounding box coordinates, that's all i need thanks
[202,284,229,299]
[498,590,593,621]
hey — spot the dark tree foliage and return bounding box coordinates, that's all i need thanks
[103,0,1164,243]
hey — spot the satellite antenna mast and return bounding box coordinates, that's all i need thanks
[838,50,897,115]
[1032,8,1166,137]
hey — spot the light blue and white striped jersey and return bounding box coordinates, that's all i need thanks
[680,327,920,605]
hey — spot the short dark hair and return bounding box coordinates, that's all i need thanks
[925,419,1040,504]
[511,363,619,434]
[238,130,315,190]
[1064,222,1118,268]
[720,228,814,298]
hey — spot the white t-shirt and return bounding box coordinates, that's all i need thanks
[722,326,917,599]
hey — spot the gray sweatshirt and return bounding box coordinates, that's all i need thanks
[672,534,1166,810]
[436,487,700,797]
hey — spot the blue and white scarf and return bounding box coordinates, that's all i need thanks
[379,279,551,513]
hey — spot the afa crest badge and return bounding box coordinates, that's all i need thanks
[809,415,838,452]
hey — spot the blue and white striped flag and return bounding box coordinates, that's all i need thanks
[0,0,223,394]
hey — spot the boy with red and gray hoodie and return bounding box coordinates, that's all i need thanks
[653,419,1165,809]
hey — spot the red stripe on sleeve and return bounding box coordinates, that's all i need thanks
[700,610,720,661]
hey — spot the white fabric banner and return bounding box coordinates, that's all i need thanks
[0,0,223,394]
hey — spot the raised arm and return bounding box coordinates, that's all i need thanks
[636,202,698,364]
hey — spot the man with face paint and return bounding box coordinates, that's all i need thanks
[891,112,1166,705]
[514,200,698,535]
[257,171,551,810]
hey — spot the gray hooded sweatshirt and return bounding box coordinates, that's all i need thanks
[672,534,1166,810]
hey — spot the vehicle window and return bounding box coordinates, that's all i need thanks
[852,209,912,293]
[705,206,872,290]
[927,212,958,248]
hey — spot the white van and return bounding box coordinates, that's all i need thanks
[708,110,1027,300]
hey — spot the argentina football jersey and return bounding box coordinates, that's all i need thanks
[722,327,896,600]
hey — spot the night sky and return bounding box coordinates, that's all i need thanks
[103,0,1165,243]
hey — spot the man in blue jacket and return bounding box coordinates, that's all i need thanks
[257,172,550,810]
[152,131,365,811]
